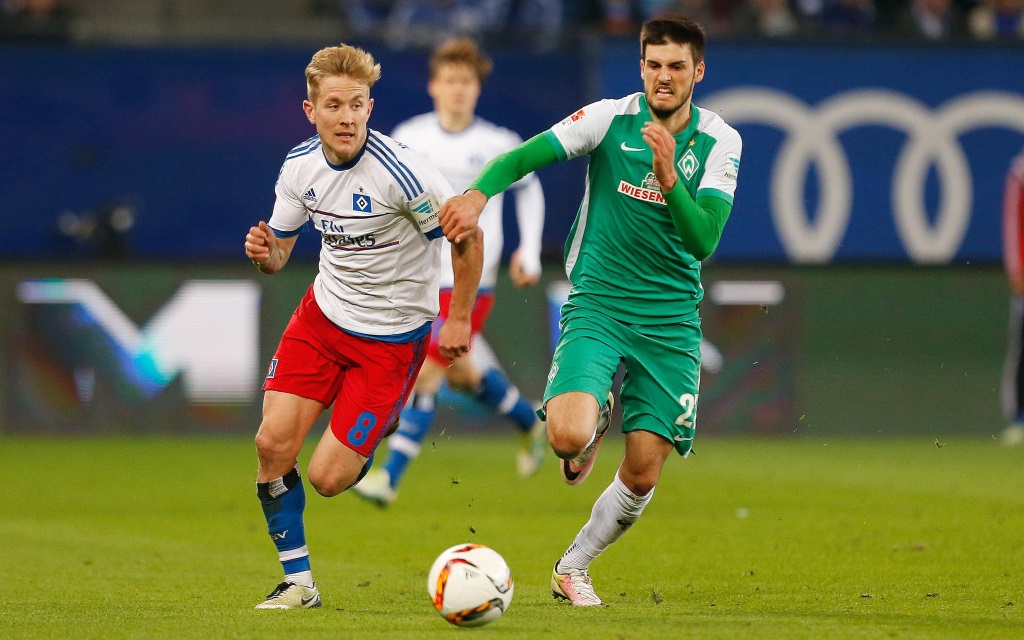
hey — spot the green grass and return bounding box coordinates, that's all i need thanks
[1,433,1023,639]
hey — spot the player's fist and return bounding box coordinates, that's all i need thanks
[440,190,487,243]
[509,250,540,288]
[245,221,276,264]
[437,317,472,360]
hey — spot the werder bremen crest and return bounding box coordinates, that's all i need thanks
[678,148,700,180]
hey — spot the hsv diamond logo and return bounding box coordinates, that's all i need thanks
[353,193,372,213]
[678,149,700,180]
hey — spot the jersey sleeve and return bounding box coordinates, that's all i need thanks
[404,154,455,241]
[696,127,743,205]
[545,99,618,161]
[268,160,309,238]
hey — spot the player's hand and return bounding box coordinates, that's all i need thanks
[245,221,277,265]
[642,121,678,193]
[509,250,540,288]
[440,190,487,243]
[437,317,472,360]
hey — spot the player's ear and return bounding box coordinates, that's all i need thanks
[303,100,315,124]
[694,61,705,83]
[366,97,374,119]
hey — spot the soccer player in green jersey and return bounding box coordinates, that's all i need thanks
[440,14,742,606]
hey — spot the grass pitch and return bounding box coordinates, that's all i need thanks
[1,432,1022,639]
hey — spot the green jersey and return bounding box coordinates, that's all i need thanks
[544,93,742,325]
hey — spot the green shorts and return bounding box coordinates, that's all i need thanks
[543,304,702,457]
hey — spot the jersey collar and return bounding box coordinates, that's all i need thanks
[639,94,700,142]
[320,133,369,171]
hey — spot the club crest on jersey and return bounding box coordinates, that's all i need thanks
[302,188,317,203]
[678,149,700,180]
[353,193,372,213]
[618,172,666,205]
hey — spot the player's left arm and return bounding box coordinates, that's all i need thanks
[438,227,484,360]
[643,120,740,261]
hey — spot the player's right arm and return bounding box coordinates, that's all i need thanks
[246,220,298,275]
[247,158,308,274]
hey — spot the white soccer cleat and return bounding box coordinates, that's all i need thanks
[254,581,321,610]
[551,563,605,607]
[351,468,397,508]
[517,417,547,478]
[560,392,614,486]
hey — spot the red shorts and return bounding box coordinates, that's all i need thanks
[263,287,429,457]
[425,289,495,363]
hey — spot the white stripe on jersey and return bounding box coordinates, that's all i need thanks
[391,113,543,288]
[269,129,455,337]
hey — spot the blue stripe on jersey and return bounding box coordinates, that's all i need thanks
[271,224,304,238]
[287,141,322,160]
[366,134,424,197]
[288,135,319,154]
[286,135,321,157]
[368,133,424,194]
[341,320,432,343]
[366,145,415,200]
[424,227,444,240]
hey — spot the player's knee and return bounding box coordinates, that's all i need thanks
[546,415,590,460]
[307,464,359,498]
[254,427,296,461]
[619,467,659,497]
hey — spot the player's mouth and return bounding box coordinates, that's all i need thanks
[654,85,674,97]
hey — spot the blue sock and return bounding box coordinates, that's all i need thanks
[257,466,310,576]
[476,367,536,432]
[384,392,436,490]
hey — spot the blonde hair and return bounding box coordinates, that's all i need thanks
[429,38,492,82]
[305,44,382,102]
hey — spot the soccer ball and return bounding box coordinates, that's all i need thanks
[427,543,514,627]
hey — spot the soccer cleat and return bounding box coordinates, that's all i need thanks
[254,581,322,610]
[551,562,605,607]
[517,416,547,478]
[351,468,397,508]
[560,392,614,486]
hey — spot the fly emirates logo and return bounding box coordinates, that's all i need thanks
[618,172,666,205]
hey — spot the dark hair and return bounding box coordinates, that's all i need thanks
[640,14,706,64]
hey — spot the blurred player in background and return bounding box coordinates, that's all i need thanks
[243,43,482,609]
[440,14,742,606]
[1001,149,1024,445]
[353,38,547,508]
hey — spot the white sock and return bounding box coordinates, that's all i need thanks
[558,474,653,572]
[285,570,314,589]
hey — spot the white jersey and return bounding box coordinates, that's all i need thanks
[269,130,454,337]
[391,113,544,289]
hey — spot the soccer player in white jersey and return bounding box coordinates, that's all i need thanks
[441,15,742,606]
[353,38,547,508]
[243,43,483,610]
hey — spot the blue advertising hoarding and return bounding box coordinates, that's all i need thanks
[602,41,1024,263]
[2,42,1022,263]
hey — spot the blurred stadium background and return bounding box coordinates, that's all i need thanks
[1,0,1022,439]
